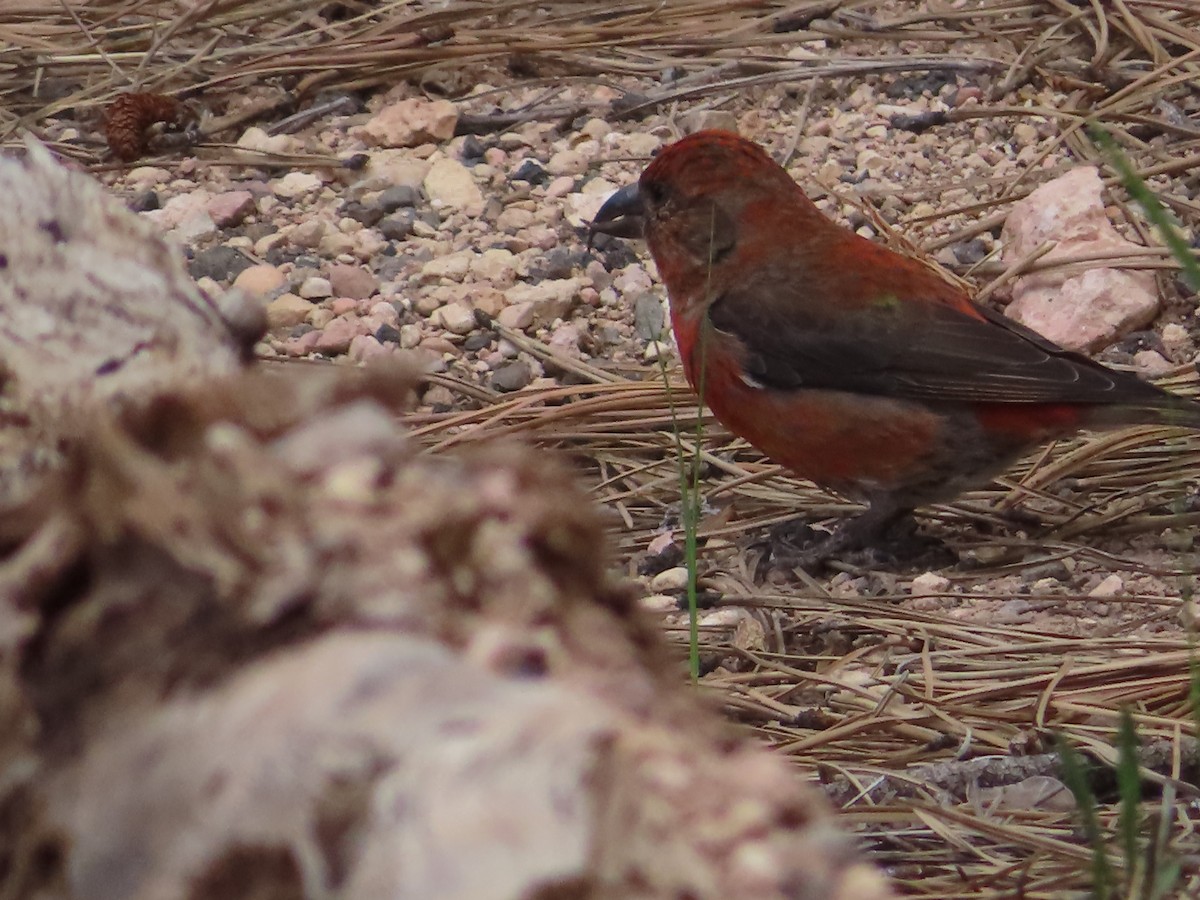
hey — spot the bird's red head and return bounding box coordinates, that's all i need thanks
[639,129,791,201]
[590,130,821,312]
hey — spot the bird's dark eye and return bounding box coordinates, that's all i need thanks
[643,180,667,205]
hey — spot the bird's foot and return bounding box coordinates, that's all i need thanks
[753,513,954,580]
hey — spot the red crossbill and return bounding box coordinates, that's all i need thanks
[590,130,1200,570]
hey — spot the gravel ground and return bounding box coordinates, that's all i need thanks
[88,32,1200,635]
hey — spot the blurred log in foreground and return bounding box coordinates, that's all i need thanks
[0,142,892,900]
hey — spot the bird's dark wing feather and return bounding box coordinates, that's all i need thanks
[707,287,1171,406]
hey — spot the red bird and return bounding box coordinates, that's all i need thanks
[589,129,1200,570]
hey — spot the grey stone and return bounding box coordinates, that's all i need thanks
[491,361,532,393]
[633,293,666,341]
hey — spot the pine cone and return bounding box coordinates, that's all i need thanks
[104,93,184,162]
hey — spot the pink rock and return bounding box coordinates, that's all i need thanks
[348,334,392,363]
[954,86,983,106]
[282,330,322,357]
[496,301,535,331]
[367,301,400,328]
[544,176,575,200]
[331,297,359,316]
[314,316,364,355]
[548,322,582,354]
[328,263,379,300]
[419,335,459,355]
[207,190,255,227]
[527,226,558,251]
[1002,167,1158,352]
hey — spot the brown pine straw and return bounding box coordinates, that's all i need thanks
[403,315,1200,895]
[20,0,1200,894]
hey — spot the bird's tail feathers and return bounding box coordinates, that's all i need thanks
[1087,397,1200,431]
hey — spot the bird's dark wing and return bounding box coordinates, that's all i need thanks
[706,286,1170,406]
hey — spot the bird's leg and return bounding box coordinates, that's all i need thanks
[772,503,906,571]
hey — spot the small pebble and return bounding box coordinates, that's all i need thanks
[491,361,532,392]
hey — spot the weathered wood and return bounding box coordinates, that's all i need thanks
[0,143,892,900]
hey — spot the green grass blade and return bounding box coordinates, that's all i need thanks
[1057,735,1114,900]
[1089,123,1200,291]
[653,325,701,683]
[1150,859,1182,900]
[1114,708,1142,889]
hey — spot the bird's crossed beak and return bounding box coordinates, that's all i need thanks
[587,183,645,246]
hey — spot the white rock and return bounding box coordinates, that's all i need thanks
[435,301,476,335]
[348,334,391,364]
[172,210,217,243]
[471,248,518,286]
[565,186,616,228]
[235,126,296,157]
[299,277,333,300]
[546,149,586,176]
[643,341,670,363]
[364,150,431,191]
[419,250,474,283]
[650,567,690,592]
[1133,349,1173,377]
[682,110,738,134]
[399,324,423,349]
[1161,322,1190,358]
[317,232,356,257]
[307,308,334,329]
[699,608,747,628]
[143,188,212,230]
[125,166,171,187]
[613,264,653,297]
[622,133,662,156]
[271,171,323,199]
[544,176,575,199]
[289,219,328,249]
[909,571,951,594]
[502,278,585,324]
[549,322,582,353]
[640,594,678,612]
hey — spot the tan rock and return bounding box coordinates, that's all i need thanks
[265,293,315,329]
[423,157,483,211]
[356,98,458,148]
[233,264,287,298]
